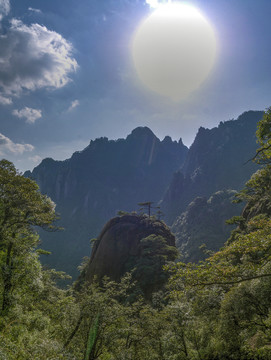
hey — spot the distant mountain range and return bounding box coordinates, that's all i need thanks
[26,110,263,277]
[26,126,187,276]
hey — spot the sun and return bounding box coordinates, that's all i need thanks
[132,2,217,100]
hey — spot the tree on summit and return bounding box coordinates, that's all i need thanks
[138,202,154,217]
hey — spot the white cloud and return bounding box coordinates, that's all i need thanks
[0,133,34,156]
[0,19,78,99]
[13,107,42,124]
[28,7,42,14]
[68,99,80,112]
[28,155,42,163]
[0,0,10,21]
[0,94,12,105]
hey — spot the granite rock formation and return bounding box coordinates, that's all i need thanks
[85,214,175,281]
[82,214,177,297]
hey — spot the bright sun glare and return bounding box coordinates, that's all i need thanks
[132,1,217,100]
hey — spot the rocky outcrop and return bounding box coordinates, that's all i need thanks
[84,214,176,283]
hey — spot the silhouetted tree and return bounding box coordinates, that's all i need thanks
[138,202,154,217]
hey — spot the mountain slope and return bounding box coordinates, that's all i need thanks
[172,190,243,262]
[161,111,263,224]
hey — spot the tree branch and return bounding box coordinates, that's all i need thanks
[244,144,271,165]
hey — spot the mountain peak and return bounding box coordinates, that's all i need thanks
[162,135,173,144]
[127,126,156,140]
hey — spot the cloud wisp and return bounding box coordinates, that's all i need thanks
[0,133,34,156]
[0,0,10,21]
[68,99,80,112]
[13,107,42,124]
[28,155,42,163]
[0,19,78,101]
[28,7,42,14]
[0,94,12,105]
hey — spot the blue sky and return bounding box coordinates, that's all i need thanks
[0,0,271,171]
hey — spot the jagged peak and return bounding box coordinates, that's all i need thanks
[178,137,184,146]
[35,157,62,169]
[162,135,173,144]
[126,126,157,141]
[89,136,109,144]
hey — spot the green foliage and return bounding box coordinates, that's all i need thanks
[0,160,58,315]
[162,109,271,359]
[129,234,178,298]
[85,314,100,360]
[0,160,74,359]
[232,166,271,224]
[170,214,271,299]
[117,210,129,216]
[255,107,271,163]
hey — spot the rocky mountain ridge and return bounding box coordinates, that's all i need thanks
[161,110,263,224]
[26,127,187,276]
[26,110,263,277]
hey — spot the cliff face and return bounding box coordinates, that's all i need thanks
[83,214,176,297]
[27,127,187,277]
[161,111,263,224]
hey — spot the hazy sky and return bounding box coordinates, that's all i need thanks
[0,0,271,171]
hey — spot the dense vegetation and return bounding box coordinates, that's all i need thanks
[1,108,271,359]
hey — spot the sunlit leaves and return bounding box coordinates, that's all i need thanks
[255,107,271,164]
[0,159,58,314]
[168,216,271,291]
